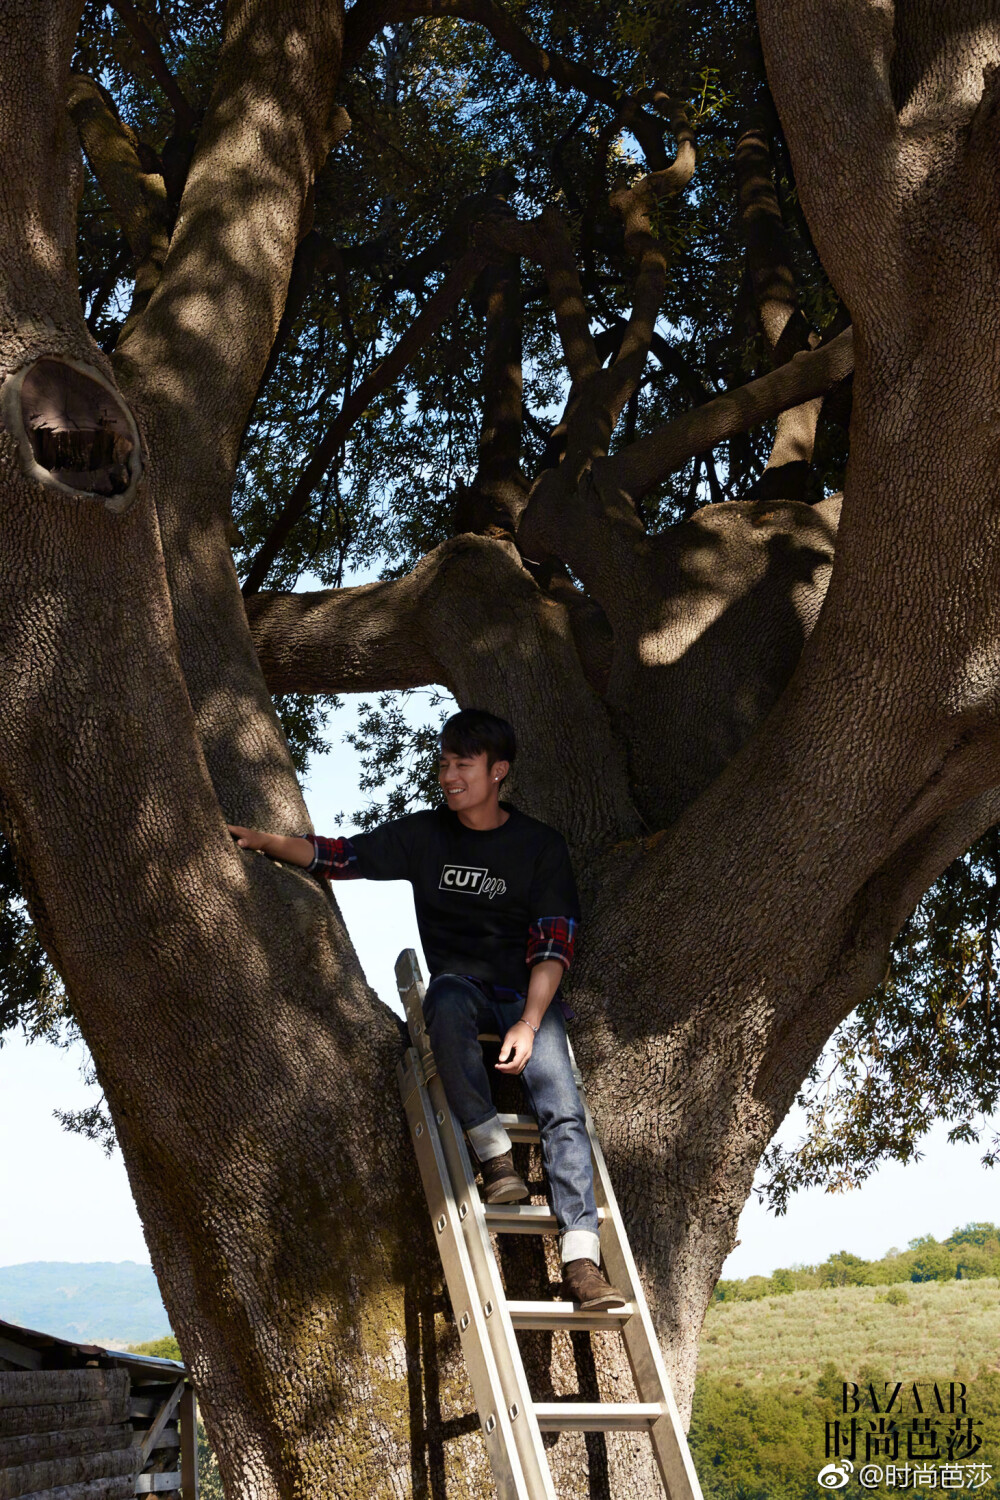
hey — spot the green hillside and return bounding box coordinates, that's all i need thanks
[699,1276,1000,1387]
[0,1260,168,1344]
[692,1273,1000,1497]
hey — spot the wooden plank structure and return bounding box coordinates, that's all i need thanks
[0,1318,198,1500]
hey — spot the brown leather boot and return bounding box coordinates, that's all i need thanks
[479,1150,529,1204]
[561,1257,627,1311]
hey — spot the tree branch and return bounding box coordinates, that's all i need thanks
[485,207,600,387]
[116,0,345,472]
[242,248,486,594]
[111,0,196,134]
[396,0,672,152]
[342,0,410,71]
[756,0,899,311]
[602,326,854,500]
[246,570,441,694]
[734,119,810,358]
[734,114,824,500]
[453,249,527,537]
[565,123,697,467]
[67,74,171,331]
[254,165,510,407]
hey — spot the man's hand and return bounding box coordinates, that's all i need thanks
[227,826,315,867]
[496,1019,535,1075]
[228,824,272,853]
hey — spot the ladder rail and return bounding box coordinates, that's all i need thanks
[397,961,557,1500]
[398,1049,533,1500]
[575,1069,704,1500]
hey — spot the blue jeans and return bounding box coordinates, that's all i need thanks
[423,973,600,1266]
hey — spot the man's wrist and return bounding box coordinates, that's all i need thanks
[516,1016,540,1036]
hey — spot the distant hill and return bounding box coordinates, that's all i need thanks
[691,1277,1000,1498]
[0,1261,168,1345]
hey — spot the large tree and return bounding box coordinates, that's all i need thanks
[1,0,998,1495]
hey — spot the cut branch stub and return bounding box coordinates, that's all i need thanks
[0,356,142,512]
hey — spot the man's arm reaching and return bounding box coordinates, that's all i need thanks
[227,826,363,880]
[228,825,315,867]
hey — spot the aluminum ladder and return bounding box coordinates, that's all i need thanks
[394,948,704,1500]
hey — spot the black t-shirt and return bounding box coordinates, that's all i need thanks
[349,802,580,991]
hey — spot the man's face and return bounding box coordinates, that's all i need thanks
[438,748,508,811]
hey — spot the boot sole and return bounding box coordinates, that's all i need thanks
[572,1291,627,1311]
[483,1178,529,1204]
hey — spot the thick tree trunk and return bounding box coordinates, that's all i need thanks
[0,8,489,1499]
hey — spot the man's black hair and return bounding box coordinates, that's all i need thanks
[440,709,516,777]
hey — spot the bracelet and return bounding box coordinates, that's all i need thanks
[516,1017,540,1036]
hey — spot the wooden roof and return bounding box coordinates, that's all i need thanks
[0,1317,184,1378]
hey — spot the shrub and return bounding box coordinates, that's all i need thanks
[875,1286,909,1305]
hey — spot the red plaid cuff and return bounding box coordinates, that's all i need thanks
[526,916,577,971]
[306,834,361,880]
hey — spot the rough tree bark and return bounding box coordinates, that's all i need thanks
[1,1,998,1498]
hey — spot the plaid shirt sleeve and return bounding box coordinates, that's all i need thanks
[304,834,362,880]
[526,916,577,971]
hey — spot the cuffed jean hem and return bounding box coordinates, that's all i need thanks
[466,1114,513,1163]
[561,1228,601,1266]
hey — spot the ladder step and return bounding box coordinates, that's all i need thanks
[534,1402,666,1433]
[484,1204,607,1234]
[507,1300,635,1331]
[497,1112,540,1142]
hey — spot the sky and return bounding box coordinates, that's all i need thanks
[0,696,997,1278]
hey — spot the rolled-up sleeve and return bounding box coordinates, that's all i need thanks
[527,915,577,971]
[305,834,362,880]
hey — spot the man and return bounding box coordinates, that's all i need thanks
[228,707,624,1310]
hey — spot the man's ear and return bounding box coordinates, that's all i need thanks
[492,759,510,784]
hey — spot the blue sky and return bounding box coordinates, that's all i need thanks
[0,695,996,1277]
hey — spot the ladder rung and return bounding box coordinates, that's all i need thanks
[497,1112,539,1141]
[534,1402,666,1432]
[507,1300,635,1331]
[484,1204,607,1234]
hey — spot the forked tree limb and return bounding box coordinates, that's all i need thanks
[241,249,486,594]
[245,535,640,845]
[601,325,854,499]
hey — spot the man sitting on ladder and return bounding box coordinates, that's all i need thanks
[229,707,625,1312]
